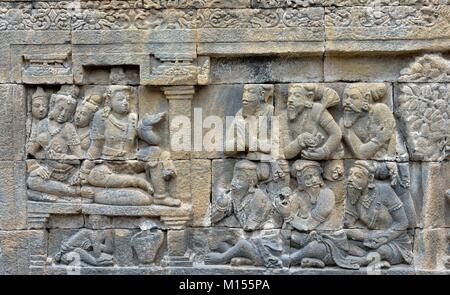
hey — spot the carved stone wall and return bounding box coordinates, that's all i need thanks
[0,0,449,275]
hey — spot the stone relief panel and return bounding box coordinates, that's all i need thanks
[0,1,449,276]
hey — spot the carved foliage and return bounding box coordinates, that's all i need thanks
[399,54,450,82]
[197,8,324,28]
[397,83,449,161]
[325,5,445,28]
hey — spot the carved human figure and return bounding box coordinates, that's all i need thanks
[344,161,413,268]
[225,84,284,179]
[374,162,417,228]
[27,90,82,160]
[205,160,283,267]
[74,94,102,153]
[340,83,397,160]
[87,86,138,160]
[26,90,84,201]
[27,87,49,159]
[54,216,114,267]
[274,161,359,269]
[281,84,343,160]
[136,112,178,203]
[82,86,180,207]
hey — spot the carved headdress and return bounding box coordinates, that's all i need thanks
[102,86,134,118]
[353,160,375,177]
[32,86,48,102]
[244,84,274,104]
[80,94,102,112]
[289,83,340,108]
[48,93,77,121]
[291,160,322,177]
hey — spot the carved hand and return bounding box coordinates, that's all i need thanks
[147,183,154,195]
[142,112,166,126]
[274,196,291,218]
[374,125,392,143]
[31,165,51,180]
[301,147,328,160]
[162,168,176,180]
[365,232,389,249]
[69,172,81,186]
[297,133,316,149]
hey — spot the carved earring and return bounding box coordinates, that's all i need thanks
[362,102,370,111]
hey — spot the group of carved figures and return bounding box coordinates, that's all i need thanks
[26,85,180,207]
[206,83,423,269]
[24,81,448,269]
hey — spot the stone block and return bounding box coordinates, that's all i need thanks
[0,161,27,230]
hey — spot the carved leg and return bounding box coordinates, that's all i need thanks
[147,157,181,207]
[289,241,328,266]
[377,244,403,266]
[27,176,80,197]
[204,239,262,266]
[89,165,153,194]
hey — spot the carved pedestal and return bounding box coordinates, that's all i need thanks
[161,217,193,267]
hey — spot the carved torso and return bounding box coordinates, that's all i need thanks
[351,183,403,230]
[91,110,138,160]
[34,118,80,159]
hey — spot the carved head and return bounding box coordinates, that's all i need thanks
[347,161,375,204]
[344,83,386,113]
[75,95,102,128]
[31,87,49,120]
[48,93,77,124]
[242,84,274,117]
[287,84,317,120]
[292,160,324,191]
[230,160,259,195]
[343,84,366,113]
[105,86,133,115]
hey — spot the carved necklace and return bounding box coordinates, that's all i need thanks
[108,114,128,132]
[48,120,63,137]
[361,190,375,209]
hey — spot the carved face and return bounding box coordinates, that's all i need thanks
[230,168,256,195]
[32,97,48,120]
[287,87,311,120]
[348,167,369,191]
[111,91,130,115]
[343,87,365,128]
[75,104,95,128]
[242,86,261,117]
[344,88,364,113]
[297,166,323,189]
[50,99,74,124]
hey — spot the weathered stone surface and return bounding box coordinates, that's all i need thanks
[191,159,212,227]
[0,161,27,230]
[0,230,47,275]
[0,85,26,160]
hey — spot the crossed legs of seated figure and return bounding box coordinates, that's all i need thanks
[204,239,264,266]
[289,240,332,267]
[345,242,403,268]
[62,248,114,267]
